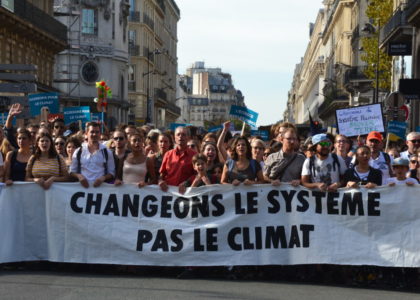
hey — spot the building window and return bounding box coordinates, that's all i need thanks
[82,9,98,35]
[128,30,136,46]
[128,65,135,81]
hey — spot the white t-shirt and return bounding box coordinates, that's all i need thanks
[385,177,418,185]
[302,153,347,185]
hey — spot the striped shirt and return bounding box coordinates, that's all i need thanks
[28,156,67,178]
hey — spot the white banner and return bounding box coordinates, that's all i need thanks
[336,104,384,137]
[1,183,420,267]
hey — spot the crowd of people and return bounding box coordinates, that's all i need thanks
[1,103,420,287]
[0,103,419,191]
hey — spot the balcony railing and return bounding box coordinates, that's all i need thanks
[13,0,67,43]
[406,0,420,23]
[318,92,349,117]
[165,101,181,115]
[143,13,154,30]
[380,8,410,44]
[129,11,140,22]
[128,81,136,91]
[154,88,167,101]
[345,66,370,82]
[129,44,140,56]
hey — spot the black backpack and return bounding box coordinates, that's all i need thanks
[309,153,341,179]
[76,147,109,176]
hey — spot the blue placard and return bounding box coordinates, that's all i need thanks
[250,130,269,141]
[0,113,16,126]
[64,106,91,127]
[387,121,407,140]
[29,92,59,116]
[170,123,192,131]
[229,105,258,128]
[90,113,103,123]
[416,126,420,133]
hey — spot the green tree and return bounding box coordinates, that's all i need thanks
[360,0,393,91]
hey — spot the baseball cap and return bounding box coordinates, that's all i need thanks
[367,131,383,142]
[392,157,409,167]
[311,134,328,145]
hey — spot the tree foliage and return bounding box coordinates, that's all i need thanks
[360,0,393,91]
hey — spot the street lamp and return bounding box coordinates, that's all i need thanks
[362,21,381,104]
[143,48,162,124]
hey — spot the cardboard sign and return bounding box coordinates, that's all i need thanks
[335,104,384,137]
[229,105,258,128]
[29,92,59,117]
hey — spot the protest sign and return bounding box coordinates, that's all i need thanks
[335,104,384,137]
[29,92,59,117]
[64,106,91,127]
[387,121,407,141]
[230,105,258,128]
[1,183,420,267]
[250,130,269,141]
[90,112,103,123]
[0,113,16,126]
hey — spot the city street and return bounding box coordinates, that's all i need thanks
[0,268,419,300]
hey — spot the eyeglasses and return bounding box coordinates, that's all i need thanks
[55,142,64,146]
[113,137,125,141]
[54,125,64,129]
[318,141,331,147]
[369,139,381,144]
[409,139,420,144]
[187,144,196,148]
[263,152,270,157]
[410,160,419,164]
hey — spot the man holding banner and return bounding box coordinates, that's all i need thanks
[70,122,115,188]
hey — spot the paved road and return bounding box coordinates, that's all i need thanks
[1,269,419,300]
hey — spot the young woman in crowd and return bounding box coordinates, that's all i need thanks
[115,132,156,187]
[334,134,352,167]
[64,136,82,170]
[221,136,264,186]
[343,145,382,188]
[251,138,265,168]
[25,133,69,189]
[200,141,223,180]
[4,129,32,185]
[54,136,66,157]
[145,129,160,156]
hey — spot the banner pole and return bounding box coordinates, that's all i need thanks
[241,121,246,136]
[385,133,390,152]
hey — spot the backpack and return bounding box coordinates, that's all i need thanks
[76,147,109,176]
[309,153,341,179]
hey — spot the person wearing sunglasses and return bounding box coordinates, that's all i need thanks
[301,133,346,192]
[111,130,130,168]
[408,152,419,183]
[52,119,66,138]
[54,136,66,157]
[400,132,420,161]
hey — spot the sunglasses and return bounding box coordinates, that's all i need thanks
[113,137,125,141]
[263,152,270,156]
[410,160,419,164]
[54,125,64,129]
[55,142,64,146]
[409,139,420,144]
[187,144,196,148]
[318,141,331,147]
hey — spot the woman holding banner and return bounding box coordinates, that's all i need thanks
[343,145,382,188]
[115,132,156,187]
[221,136,264,185]
[4,129,32,185]
[25,132,70,189]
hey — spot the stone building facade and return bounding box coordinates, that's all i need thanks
[176,62,245,128]
[127,0,180,128]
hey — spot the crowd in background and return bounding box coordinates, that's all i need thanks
[0,103,419,191]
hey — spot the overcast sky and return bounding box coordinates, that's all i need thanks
[176,0,324,126]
